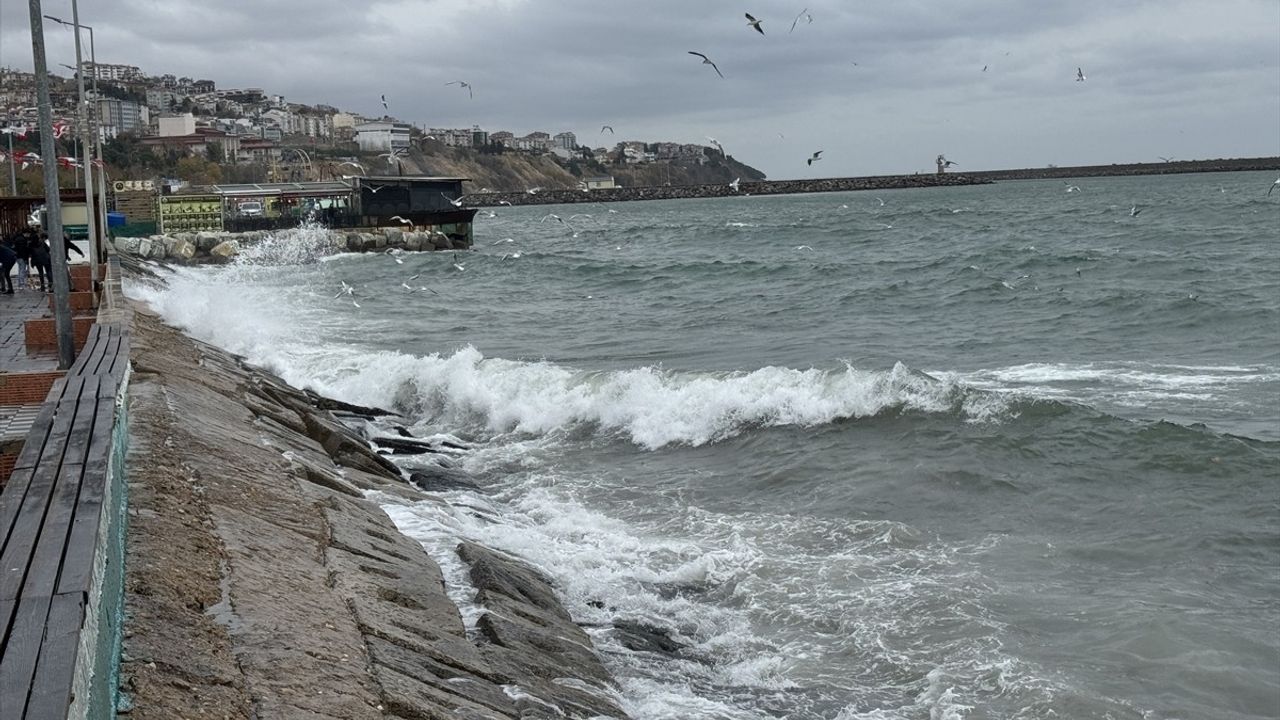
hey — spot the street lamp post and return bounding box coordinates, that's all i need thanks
[87,24,110,277]
[46,4,101,288]
[27,0,76,368]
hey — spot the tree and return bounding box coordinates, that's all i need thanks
[205,141,224,164]
[175,155,222,185]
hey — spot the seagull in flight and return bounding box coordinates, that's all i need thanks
[982,65,988,72]
[1130,205,1142,217]
[381,94,388,109]
[1268,178,1280,196]
[1076,67,1086,82]
[452,254,466,272]
[333,280,356,299]
[440,193,464,208]
[376,151,405,166]
[601,125,614,134]
[729,177,741,192]
[1158,156,1174,163]
[789,8,813,33]
[688,51,724,78]
[446,80,473,99]
[497,199,513,206]
[807,150,823,166]
[1064,182,1082,193]
[390,215,413,226]
[745,13,765,35]
[795,245,814,251]
[338,161,365,173]
[526,187,542,195]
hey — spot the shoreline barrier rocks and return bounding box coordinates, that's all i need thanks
[111,227,473,264]
[120,302,629,718]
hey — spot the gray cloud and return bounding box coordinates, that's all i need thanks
[2,0,1276,177]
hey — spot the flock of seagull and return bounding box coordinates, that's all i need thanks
[329,9,1278,311]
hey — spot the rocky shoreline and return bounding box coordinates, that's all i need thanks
[112,227,472,264]
[121,299,629,718]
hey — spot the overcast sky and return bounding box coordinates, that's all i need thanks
[2,0,1277,178]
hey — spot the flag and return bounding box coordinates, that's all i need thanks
[57,156,82,170]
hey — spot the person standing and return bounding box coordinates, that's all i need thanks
[11,228,31,290]
[0,238,16,294]
[29,233,52,292]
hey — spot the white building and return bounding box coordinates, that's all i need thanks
[157,113,196,137]
[355,121,411,152]
[86,63,142,82]
[96,98,148,139]
[427,128,474,147]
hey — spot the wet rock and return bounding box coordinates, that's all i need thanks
[208,240,238,262]
[195,232,222,252]
[373,435,446,455]
[409,467,481,492]
[303,389,396,418]
[169,236,197,261]
[611,620,687,655]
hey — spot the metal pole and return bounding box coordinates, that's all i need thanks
[70,0,98,285]
[6,132,14,195]
[88,24,106,283]
[27,0,75,368]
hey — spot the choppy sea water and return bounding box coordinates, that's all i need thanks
[130,172,1280,719]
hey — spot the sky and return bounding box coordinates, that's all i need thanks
[2,0,1277,179]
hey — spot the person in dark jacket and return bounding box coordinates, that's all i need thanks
[0,236,16,294]
[10,228,31,290]
[30,234,51,292]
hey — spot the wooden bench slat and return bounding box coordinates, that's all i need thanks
[23,592,84,720]
[69,326,108,378]
[0,595,53,713]
[54,395,117,597]
[107,339,130,383]
[0,379,94,604]
[17,382,102,608]
[18,461,85,606]
[10,377,80,473]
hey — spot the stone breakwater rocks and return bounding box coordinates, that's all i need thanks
[466,173,990,207]
[121,306,628,718]
[112,227,471,264]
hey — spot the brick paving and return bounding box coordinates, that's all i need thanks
[1,287,64,454]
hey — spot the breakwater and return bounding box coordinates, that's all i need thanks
[462,156,1280,207]
[111,226,472,264]
[465,173,989,207]
[964,156,1280,182]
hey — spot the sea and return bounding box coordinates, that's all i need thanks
[128,171,1280,720]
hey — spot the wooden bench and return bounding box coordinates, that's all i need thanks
[0,320,129,718]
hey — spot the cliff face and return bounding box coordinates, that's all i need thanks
[388,145,765,193]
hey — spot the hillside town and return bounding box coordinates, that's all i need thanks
[0,63,730,190]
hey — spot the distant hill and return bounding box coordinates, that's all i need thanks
[382,145,766,193]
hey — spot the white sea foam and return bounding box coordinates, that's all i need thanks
[290,347,1006,450]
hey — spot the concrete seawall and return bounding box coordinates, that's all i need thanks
[120,301,629,718]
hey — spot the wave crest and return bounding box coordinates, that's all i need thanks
[326,348,1011,449]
